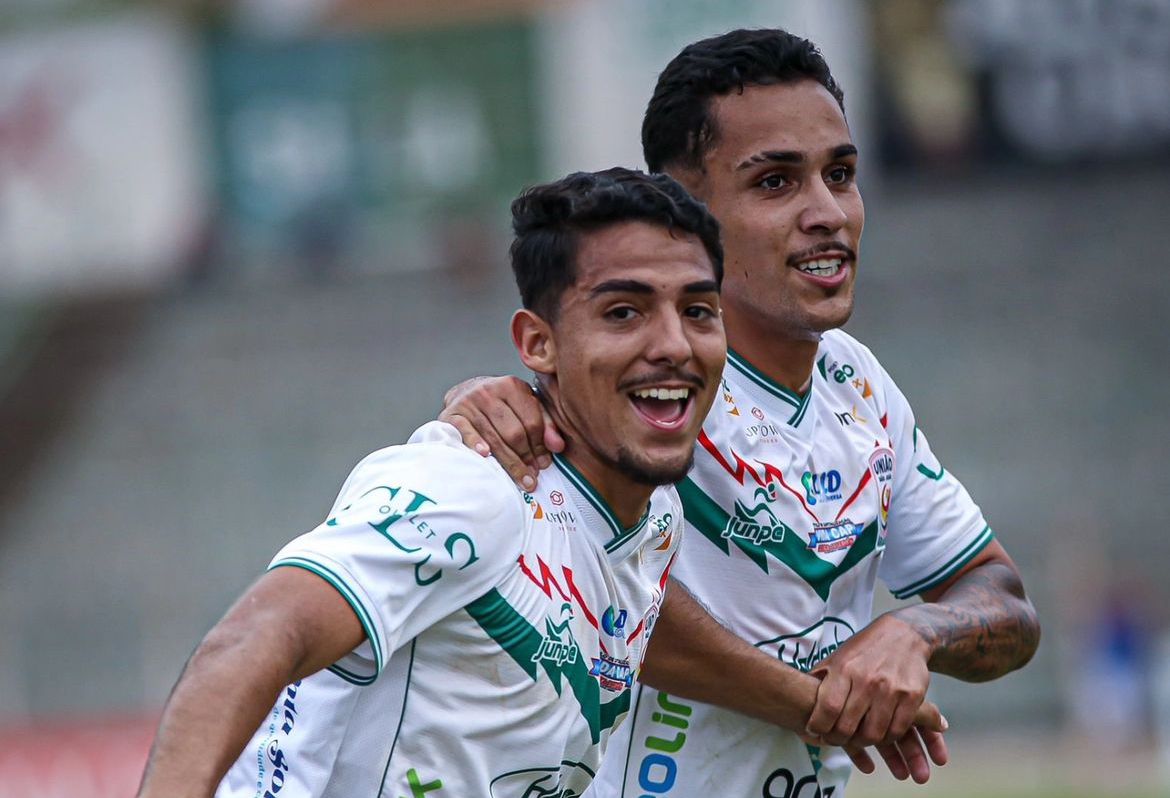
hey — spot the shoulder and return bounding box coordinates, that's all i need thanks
[332,421,526,531]
[818,329,884,375]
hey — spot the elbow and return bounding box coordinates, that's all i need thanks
[1011,597,1042,673]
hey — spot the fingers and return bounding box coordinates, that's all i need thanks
[805,669,851,741]
[875,742,909,781]
[439,376,550,490]
[919,728,949,767]
[894,728,931,784]
[844,746,875,775]
[910,699,946,734]
[441,412,491,457]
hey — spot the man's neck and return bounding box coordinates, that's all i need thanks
[722,313,819,395]
[557,443,654,531]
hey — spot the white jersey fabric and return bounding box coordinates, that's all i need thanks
[590,330,993,798]
[217,421,682,798]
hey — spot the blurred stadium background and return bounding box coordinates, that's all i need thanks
[1,0,1169,795]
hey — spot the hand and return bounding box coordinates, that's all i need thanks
[805,612,934,748]
[439,376,565,489]
[843,723,949,784]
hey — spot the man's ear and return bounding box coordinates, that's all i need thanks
[511,309,556,375]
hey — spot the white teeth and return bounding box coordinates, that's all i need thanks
[797,258,842,276]
[632,387,690,401]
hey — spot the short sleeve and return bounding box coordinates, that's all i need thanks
[270,425,526,683]
[873,364,995,599]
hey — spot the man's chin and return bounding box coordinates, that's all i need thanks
[614,446,694,487]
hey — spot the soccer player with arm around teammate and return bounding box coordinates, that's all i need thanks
[441,29,1040,798]
[138,168,737,798]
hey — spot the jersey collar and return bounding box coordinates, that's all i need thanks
[551,453,651,562]
[725,348,814,429]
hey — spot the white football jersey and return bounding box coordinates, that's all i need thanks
[217,421,681,798]
[591,330,993,798]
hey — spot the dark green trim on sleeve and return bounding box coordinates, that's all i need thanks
[270,557,384,676]
[890,526,995,600]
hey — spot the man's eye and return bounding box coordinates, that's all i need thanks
[827,165,855,184]
[606,306,637,321]
[759,174,788,190]
[684,305,717,320]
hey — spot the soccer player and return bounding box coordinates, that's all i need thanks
[440,30,1041,797]
[135,168,732,798]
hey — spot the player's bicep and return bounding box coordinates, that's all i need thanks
[211,566,367,682]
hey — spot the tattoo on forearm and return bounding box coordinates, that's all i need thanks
[897,562,1040,682]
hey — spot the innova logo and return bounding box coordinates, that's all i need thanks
[756,617,856,673]
[722,487,792,545]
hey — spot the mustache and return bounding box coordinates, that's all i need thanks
[619,371,707,394]
[787,241,857,268]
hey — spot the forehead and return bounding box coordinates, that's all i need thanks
[571,220,716,290]
[703,80,852,171]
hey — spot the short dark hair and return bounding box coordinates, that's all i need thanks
[643,28,845,173]
[510,167,722,321]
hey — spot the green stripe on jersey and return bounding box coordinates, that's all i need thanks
[891,526,994,599]
[270,557,384,674]
[465,588,627,743]
[676,479,879,601]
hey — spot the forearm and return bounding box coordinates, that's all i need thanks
[638,578,818,731]
[893,560,1040,682]
[137,628,298,797]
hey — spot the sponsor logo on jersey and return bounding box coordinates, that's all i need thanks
[746,422,784,439]
[522,492,544,520]
[869,447,895,545]
[834,404,868,427]
[852,375,875,398]
[720,378,741,417]
[636,692,695,795]
[751,406,766,420]
[546,508,577,528]
[756,617,857,673]
[650,512,674,551]
[601,606,628,638]
[258,680,302,798]
[722,487,792,545]
[869,448,895,486]
[820,357,856,384]
[590,652,634,691]
[807,519,862,554]
[801,469,843,505]
[488,761,595,797]
[532,603,579,667]
[550,490,565,506]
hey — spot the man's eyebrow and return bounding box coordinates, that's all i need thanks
[736,150,803,171]
[589,279,654,297]
[735,144,858,171]
[588,278,720,297]
[684,279,720,294]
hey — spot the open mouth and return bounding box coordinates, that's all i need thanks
[792,256,850,286]
[628,386,695,431]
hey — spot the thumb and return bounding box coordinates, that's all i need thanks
[912,701,948,734]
